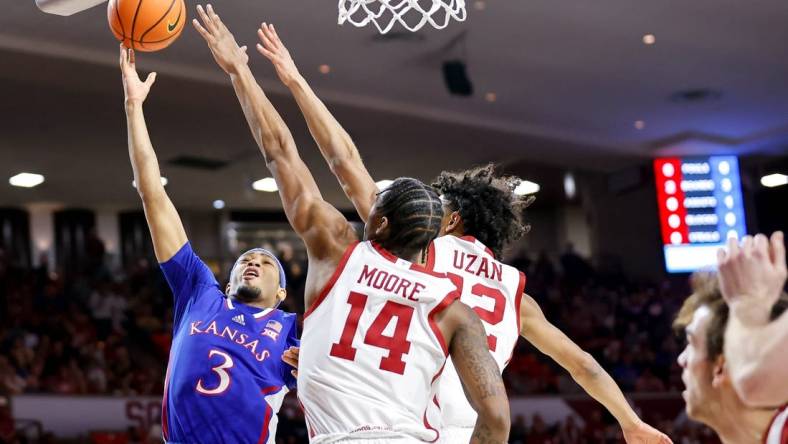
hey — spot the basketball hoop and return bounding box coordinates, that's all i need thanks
[338,0,466,34]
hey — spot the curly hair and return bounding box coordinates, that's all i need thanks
[376,177,444,260]
[432,164,534,258]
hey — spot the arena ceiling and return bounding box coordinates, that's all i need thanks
[1,0,787,209]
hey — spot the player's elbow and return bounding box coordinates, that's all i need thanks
[260,132,295,161]
[136,182,166,204]
[570,351,602,383]
[327,147,358,174]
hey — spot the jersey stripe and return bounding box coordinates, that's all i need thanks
[304,242,359,319]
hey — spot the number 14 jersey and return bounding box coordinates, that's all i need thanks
[298,241,461,443]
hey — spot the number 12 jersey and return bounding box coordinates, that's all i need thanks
[426,235,525,429]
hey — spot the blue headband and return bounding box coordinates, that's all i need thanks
[232,248,287,290]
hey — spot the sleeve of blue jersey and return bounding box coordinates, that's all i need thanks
[159,242,221,323]
[282,313,300,390]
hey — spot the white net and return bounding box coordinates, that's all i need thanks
[338,0,467,34]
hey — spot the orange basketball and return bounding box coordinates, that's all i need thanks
[108,0,186,52]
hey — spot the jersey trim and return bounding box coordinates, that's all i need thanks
[370,241,398,262]
[428,289,461,356]
[459,235,495,258]
[764,405,788,444]
[422,362,447,444]
[515,271,526,333]
[304,242,359,320]
[257,385,282,444]
[426,241,437,270]
[161,362,171,441]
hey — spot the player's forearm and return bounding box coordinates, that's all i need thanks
[470,415,510,444]
[287,74,357,166]
[725,312,788,406]
[287,74,376,220]
[570,353,641,430]
[125,102,166,201]
[229,66,293,163]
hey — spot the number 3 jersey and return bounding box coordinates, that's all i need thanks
[298,241,461,443]
[159,242,299,444]
[426,235,525,429]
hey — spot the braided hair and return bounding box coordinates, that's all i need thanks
[432,164,534,258]
[374,177,444,260]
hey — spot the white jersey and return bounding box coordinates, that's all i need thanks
[426,235,525,429]
[765,405,788,444]
[299,241,462,443]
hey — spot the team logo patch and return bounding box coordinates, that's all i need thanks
[232,314,246,326]
[262,320,282,341]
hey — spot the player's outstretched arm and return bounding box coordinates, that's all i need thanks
[444,302,510,444]
[718,232,788,407]
[120,45,188,263]
[194,5,356,302]
[519,294,672,444]
[256,24,378,222]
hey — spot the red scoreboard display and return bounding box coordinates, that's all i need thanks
[654,156,747,273]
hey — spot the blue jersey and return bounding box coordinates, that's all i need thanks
[159,242,298,444]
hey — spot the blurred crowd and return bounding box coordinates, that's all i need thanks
[0,238,717,443]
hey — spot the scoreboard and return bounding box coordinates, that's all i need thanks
[654,156,747,273]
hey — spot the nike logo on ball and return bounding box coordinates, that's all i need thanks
[167,7,182,32]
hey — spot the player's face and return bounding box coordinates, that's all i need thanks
[677,305,716,422]
[229,252,281,304]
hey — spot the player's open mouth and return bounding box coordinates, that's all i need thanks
[243,269,259,279]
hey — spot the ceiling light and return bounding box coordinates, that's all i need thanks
[9,172,45,188]
[376,179,394,190]
[319,64,331,74]
[253,177,278,192]
[760,173,788,188]
[132,177,168,188]
[485,92,497,103]
[514,180,540,196]
[474,1,486,10]
[564,173,576,199]
[642,34,656,45]
[213,200,226,210]
[634,120,646,130]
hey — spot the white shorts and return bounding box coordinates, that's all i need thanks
[313,432,430,444]
[440,426,473,443]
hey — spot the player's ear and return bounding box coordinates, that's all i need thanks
[711,354,728,388]
[225,282,232,296]
[276,287,287,302]
[374,216,389,238]
[444,210,463,235]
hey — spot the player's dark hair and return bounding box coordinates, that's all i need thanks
[432,164,534,258]
[376,177,443,260]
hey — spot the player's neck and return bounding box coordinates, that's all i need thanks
[712,395,774,444]
[245,300,276,310]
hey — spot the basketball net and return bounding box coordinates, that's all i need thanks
[338,0,467,34]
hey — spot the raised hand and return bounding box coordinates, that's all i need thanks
[623,420,673,444]
[120,44,157,106]
[256,23,301,87]
[282,346,299,378]
[192,4,248,75]
[717,232,787,325]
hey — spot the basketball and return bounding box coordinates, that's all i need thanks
[108,0,185,52]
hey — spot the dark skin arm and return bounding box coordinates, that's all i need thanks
[439,302,510,444]
[194,5,357,305]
